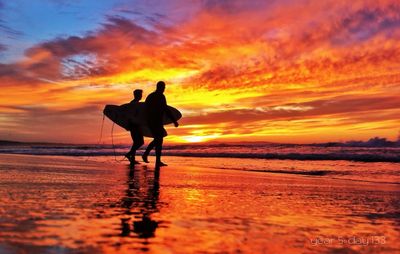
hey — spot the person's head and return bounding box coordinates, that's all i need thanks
[133,89,143,100]
[156,81,166,93]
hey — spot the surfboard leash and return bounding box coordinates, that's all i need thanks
[111,122,117,161]
[98,114,105,145]
[110,122,128,163]
[84,114,105,162]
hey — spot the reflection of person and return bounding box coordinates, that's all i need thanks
[142,81,179,167]
[119,164,161,238]
[125,89,144,164]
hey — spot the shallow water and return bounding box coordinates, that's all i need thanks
[1,142,399,163]
[0,154,399,253]
[1,143,399,186]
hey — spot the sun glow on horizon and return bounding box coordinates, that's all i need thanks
[179,134,222,143]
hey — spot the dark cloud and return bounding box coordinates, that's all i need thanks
[300,95,400,116]
[48,0,75,8]
[202,0,271,14]
[188,65,236,89]
[0,104,103,127]
[25,15,157,58]
[0,16,159,83]
[1,104,101,117]
[257,2,400,68]
[0,63,19,77]
[182,95,400,125]
[0,63,45,87]
[183,2,400,91]
[0,3,23,40]
[118,9,143,15]
[102,15,157,43]
[0,43,6,51]
[0,104,105,143]
[332,4,400,44]
[0,23,23,38]
[26,36,87,58]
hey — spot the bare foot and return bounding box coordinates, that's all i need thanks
[142,154,149,163]
[156,161,168,167]
[124,153,131,161]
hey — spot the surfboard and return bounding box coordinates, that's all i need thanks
[103,102,182,138]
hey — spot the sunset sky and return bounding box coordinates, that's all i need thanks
[1,0,399,144]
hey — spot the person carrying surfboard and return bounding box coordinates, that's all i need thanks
[125,89,144,164]
[142,81,179,167]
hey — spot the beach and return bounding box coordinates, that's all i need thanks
[0,154,399,254]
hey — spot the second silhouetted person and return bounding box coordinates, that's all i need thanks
[142,81,179,167]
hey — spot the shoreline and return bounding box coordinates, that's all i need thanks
[1,150,399,163]
[1,153,400,185]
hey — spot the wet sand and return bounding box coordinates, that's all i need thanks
[0,154,399,254]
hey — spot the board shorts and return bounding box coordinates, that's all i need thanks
[148,121,167,138]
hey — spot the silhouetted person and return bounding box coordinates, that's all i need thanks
[125,89,144,164]
[142,81,178,167]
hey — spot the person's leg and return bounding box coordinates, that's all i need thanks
[154,137,162,163]
[155,137,167,166]
[143,123,160,163]
[130,131,144,163]
[142,139,155,163]
[125,130,136,160]
[144,123,167,166]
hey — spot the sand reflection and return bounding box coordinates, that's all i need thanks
[0,154,399,254]
[119,165,161,239]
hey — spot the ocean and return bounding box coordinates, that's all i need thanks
[1,142,399,185]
